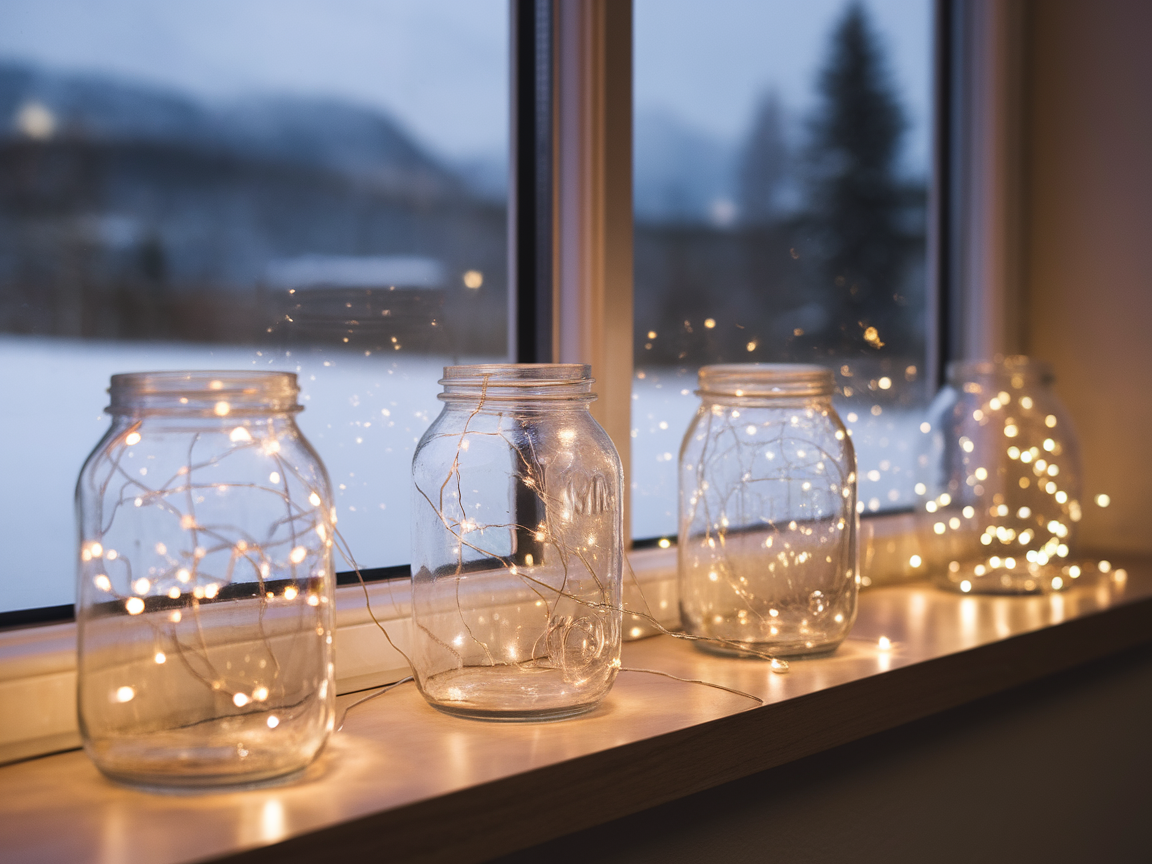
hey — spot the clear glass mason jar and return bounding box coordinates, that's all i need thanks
[76,372,336,788]
[410,364,623,720]
[915,356,1083,593]
[679,364,858,657]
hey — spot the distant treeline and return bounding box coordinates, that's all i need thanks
[635,3,929,375]
[0,60,509,356]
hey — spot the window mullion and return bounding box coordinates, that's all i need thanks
[553,0,634,540]
[510,0,555,364]
[947,0,1028,362]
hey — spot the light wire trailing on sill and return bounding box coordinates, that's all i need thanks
[331,523,774,728]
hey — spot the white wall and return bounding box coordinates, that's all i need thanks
[1024,0,1152,554]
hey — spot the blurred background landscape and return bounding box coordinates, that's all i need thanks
[0,0,932,609]
[0,58,508,355]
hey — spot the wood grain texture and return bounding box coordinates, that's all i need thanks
[1,562,1149,864]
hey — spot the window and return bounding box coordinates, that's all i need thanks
[630,0,936,541]
[0,0,963,766]
[0,1,942,614]
[0,0,510,617]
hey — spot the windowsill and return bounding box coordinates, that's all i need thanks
[0,546,679,765]
[1,556,1149,864]
[0,506,925,763]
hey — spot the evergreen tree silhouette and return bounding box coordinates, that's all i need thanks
[806,2,909,353]
[738,90,789,226]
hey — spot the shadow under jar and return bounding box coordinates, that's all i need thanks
[76,372,336,789]
[915,356,1082,594]
[410,364,623,721]
[679,364,858,658]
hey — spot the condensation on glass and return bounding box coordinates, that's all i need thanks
[679,364,858,657]
[76,372,335,787]
[914,357,1083,594]
[410,365,623,720]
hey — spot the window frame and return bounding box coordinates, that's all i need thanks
[1,0,1025,765]
[511,0,634,532]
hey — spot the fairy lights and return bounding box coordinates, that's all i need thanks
[915,357,1083,594]
[76,371,336,788]
[408,365,624,720]
[679,365,857,658]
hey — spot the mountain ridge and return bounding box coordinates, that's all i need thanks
[0,59,466,197]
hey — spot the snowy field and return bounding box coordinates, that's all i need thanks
[0,336,456,612]
[0,337,927,612]
[629,367,926,539]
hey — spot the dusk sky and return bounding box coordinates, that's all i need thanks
[636,0,932,175]
[0,0,510,161]
[0,0,930,171]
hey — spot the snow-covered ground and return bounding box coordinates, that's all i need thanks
[0,336,460,612]
[629,367,927,539]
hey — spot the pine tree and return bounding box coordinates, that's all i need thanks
[738,91,789,226]
[806,2,908,353]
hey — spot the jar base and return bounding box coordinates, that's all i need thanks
[691,637,844,660]
[935,564,1073,595]
[429,701,599,723]
[418,666,612,722]
[82,711,328,791]
[97,764,308,793]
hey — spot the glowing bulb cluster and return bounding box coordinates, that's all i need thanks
[914,358,1082,593]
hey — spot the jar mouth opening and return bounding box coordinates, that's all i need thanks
[698,363,835,398]
[439,363,596,403]
[947,356,1054,385]
[108,371,301,415]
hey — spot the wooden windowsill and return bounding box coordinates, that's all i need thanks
[2,559,1149,864]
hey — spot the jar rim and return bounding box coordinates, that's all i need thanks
[439,363,596,403]
[442,363,591,382]
[108,371,301,416]
[698,363,835,398]
[947,356,1054,385]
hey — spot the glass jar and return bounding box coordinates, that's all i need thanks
[915,356,1082,593]
[679,364,858,657]
[76,372,336,788]
[410,364,623,720]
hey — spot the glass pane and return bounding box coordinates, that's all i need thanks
[632,0,933,539]
[0,0,509,613]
